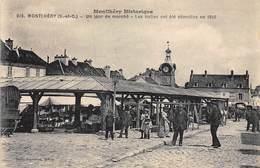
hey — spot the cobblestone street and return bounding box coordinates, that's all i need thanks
[0,120,259,168]
[110,120,260,168]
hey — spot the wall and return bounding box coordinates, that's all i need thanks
[0,65,46,78]
[188,87,250,105]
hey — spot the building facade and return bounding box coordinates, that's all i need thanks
[129,41,177,87]
[185,70,251,105]
[0,38,47,78]
[251,85,260,106]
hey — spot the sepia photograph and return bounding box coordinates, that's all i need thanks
[0,0,260,167]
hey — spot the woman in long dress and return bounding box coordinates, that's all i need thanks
[158,111,170,138]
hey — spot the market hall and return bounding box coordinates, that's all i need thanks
[1,75,228,133]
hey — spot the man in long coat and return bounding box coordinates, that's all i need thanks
[246,106,258,132]
[208,102,222,148]
[171,105,188,146]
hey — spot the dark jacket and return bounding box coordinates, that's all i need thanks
[105,115,114,128]
[208,105,222,126]
[172,108,188,130]
[122,111,132,127]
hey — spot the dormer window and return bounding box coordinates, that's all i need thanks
[237,84,243,88]
[222,83,227,88]
[207,82,212,87]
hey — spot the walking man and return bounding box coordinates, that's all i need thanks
[208,102,222,148]
[171,105,188,146]
[105,112,114,140]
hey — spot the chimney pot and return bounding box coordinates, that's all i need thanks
[5,38,13,49]
[119,69,123,76]
[231,70,234,76]
[47,56,50,63]
[72,57,77,66]
[104,65,111,78]
[190,70,193,80]
[204,70,207,77]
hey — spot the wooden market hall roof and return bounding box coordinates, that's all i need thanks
[1,75,228,100]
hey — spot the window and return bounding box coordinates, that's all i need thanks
[222,83,227,88]
[26,67,30,77]
[237,84,243,88]
[36,69,40,77]
[207,82,212,87]
[7,66,12,78]
[239,93,243,100]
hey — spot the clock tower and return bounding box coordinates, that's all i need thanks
[159,41,176,87]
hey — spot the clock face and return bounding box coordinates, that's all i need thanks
[163,66,169,73]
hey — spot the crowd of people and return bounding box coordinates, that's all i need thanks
[104,101,229,148]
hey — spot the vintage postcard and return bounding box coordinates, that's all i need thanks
[0,0,260,168]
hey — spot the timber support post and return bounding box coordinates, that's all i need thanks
[29,91,43,133]
[74,92,84,128]
[156,97,160,126]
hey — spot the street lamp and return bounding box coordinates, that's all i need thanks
[112,76,119,133]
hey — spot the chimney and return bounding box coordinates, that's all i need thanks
[230,70,234,80]
[5,38,13,49]
[104,65,111,78]
[231,70,234,76]
[62,49,69,66]
[204,70,207,77]
[246,70,249,80]
[190,70,193,80]
[71,57,77,66]
[119,68,123,76]
[47,56,50,63]
[84,59,93,66]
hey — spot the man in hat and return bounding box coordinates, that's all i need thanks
[208,102,222,148]
[171,104,188,146]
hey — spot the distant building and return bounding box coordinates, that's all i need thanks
[251,85,260,106]
[129,41,177,87]
[46,50,125,80]
[0,38,48,78]
[185,70,250,105]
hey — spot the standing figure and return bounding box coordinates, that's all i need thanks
[256,107,260,132]
[140,109,152,139]
[208,102,222,148]
[246,106,258,132]
[118,106,132,138]
[246,105,252,131]
[171,105,188,146]
[158,110,170,138]
[234,108,240,122]
[105,112,114,140]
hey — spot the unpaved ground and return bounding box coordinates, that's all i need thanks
[0,120,259,168]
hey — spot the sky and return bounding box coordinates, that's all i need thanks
[1,0,260,87]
